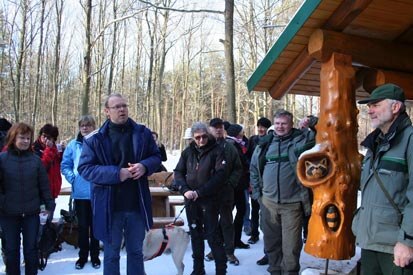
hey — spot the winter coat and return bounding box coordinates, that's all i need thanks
[0,149,55,216]
[61,134,92,200]
[77,118,161,243]
[249,128,315,215]
[352,113,413,254]
[33,139,62,198]
[217,138,242,189]
[225,137,250,191]
[174,138,226,200]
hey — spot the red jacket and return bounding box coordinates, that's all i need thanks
[33,139,62,198]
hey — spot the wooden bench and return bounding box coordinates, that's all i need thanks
[152,217,184,229]
[169,196,185,216]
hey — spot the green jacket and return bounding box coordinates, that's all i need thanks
[249,128,315,215]
[352,113,413,254]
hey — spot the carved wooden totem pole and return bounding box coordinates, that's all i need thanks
[297,53,361,259]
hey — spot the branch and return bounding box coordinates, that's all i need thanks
[91,9,145,47]
[138,0,224,15]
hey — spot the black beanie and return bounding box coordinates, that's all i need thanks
[223,121,231,131]
[0,118,12,132]
[226,124,243,137]
[257,117,271,129]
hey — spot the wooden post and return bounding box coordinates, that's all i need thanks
[297,52,360,260]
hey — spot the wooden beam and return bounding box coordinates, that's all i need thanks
[268,1,372,98]
[323,0,373,31]
[355,68,413,100]
[268,49,315,99]
[308,29,413,73]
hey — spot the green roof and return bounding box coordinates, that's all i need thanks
[247,0,322,92]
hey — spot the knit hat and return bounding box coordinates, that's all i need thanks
[0,118,12,132]
[358,83,405,104]
[226,124,243,137]
[257,117,271,129]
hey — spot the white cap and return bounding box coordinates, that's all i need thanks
[267,125,275,134]
[183,128,192,140]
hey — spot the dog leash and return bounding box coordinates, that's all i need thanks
[173,203,186,225]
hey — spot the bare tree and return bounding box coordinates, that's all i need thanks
[52,0,63,124]
[81,0,92,115]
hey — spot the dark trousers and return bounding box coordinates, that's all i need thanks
[250,197,260,238]
[75,199,100,260]
[233,187,247,245]
[361,249,413,275]
[186,199,227,275]
[218,185,235,255]
[0,214,39,275]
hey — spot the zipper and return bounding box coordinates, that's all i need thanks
[137,130,151,230]
[277,140,281,203]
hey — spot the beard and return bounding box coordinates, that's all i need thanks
[370,108,394,130]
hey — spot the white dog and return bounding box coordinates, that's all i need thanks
[143,226,190,275]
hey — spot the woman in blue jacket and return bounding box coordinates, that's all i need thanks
[61,115,100,270]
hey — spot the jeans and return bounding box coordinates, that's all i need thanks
[75,199,100,260]
[0,214,39,275]
[103,211,146,275]
[243,189,251,228]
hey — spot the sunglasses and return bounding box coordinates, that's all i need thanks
[194,134,208,141]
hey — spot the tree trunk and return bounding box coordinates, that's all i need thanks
[52,0,63,124]
[107,0,117,95]
[13,0,29,122]
[224,0,236,122]
[32,0,46,128]
[81,0,92,115]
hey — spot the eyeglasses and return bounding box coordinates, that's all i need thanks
[194,134,208,141]
[107,104,128,110]
[80,124,93,128]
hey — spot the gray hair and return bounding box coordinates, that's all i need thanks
[104,93,125,108]
[388,99,406,113]
[78,115,96,128]
[274,109,293,121]
[191,122,209,136]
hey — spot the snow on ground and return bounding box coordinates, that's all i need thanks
[0,150,359,274]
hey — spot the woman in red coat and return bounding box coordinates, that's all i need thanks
[33,124,62,199]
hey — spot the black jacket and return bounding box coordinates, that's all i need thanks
[0,149,55,216]
[174,137,226,199]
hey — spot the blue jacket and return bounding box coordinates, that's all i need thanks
[78,119,161,243]
[61,134,92,200]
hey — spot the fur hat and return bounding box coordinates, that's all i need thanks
[257,117,271,129]
[226,124,243,137]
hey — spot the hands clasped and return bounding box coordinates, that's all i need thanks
[119,163,147,182]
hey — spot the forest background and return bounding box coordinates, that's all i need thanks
[1,0,411,151]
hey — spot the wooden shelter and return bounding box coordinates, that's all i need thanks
[247,0,413,260]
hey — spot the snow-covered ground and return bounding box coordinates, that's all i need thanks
[0,150,359,274]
